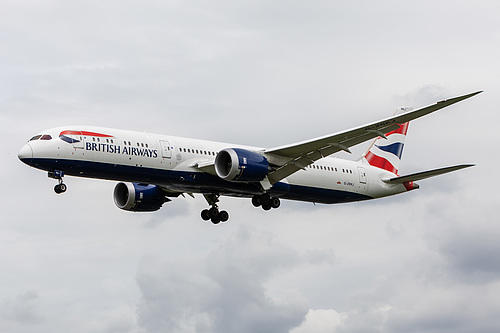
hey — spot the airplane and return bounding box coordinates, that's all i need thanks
[18,91,481,224]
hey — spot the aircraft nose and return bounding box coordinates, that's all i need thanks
[18,143,33,165]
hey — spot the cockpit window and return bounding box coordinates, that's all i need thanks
[29,134,52,141]
[29,135,42,141]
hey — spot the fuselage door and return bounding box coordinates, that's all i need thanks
[160,140,172,158]
[358,166,367,184]
[72,131,84,149]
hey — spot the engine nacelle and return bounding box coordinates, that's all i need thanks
[113,182,168,212]
[215,148,269,182]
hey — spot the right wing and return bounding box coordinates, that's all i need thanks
[264,91,482,185]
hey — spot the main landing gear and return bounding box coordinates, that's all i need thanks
[201,193,229,224]
[200,193,281,224]
[252,194,280,211]
[48,170,67,194]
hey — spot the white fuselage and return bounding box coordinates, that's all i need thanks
[19,126,410,204]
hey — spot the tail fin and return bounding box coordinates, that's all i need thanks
[361,107,412,175]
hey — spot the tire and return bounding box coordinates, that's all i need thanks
[261,194,271,206]
[54,184,62,194]
[271,197,280,209]
[211,215,221,224]
[252,196,261,207]
[59,183,67,193]
[209,207,219,218]
[219,210,229,222]
[262,203,272,211]
[201,209,211,221]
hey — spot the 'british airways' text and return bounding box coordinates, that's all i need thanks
[86,142,158,158]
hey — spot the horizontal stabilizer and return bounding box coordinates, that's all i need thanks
[382,164,475,184]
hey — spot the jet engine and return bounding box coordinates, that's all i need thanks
[215,148,269,182]
[113,182,169,212]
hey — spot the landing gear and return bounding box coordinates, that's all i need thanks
[54,183,67,194]
[202,193,229,224]
[252,194,281,211]
[48,170,67,194]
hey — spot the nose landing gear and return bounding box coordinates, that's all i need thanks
[54,182,67,194]
[48,170,67,194]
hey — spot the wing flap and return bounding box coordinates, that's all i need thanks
[382,164,475,184]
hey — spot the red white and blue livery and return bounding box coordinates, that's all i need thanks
[18,92,481,223]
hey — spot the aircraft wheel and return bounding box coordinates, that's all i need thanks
[201,209,211,221]
[252,196,261,207]
[261,194,271,206]
[211,215,221,224]
[262,203,272,211]
[271,197,280,209]
[55,183,67,194]
[209,207,219,218]
[219,210,229,222]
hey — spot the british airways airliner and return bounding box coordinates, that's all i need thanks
[18,91,481,223]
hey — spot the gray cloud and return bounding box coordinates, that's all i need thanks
[0,290,43,329]
[2,1,499,332]
[136,226,314,333]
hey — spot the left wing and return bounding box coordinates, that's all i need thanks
[264,91,481,184]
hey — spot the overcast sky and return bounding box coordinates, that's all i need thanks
[1,1,499,332]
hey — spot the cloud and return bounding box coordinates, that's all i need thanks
[2,1,499,332]
[135,226,318,333]
[0,290,43,330]
[291,309,347,333]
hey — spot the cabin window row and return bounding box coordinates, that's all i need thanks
[306,164,353,174]
[121,140,149,148]
[179,147,217,156]
[92,137,115,144]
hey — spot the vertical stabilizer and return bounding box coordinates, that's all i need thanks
[361,107,412,175]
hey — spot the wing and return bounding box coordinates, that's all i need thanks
[264,91,482,184]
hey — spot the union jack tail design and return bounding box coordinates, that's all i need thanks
[361,107,412,175]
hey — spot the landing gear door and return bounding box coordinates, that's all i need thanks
[160,140,172,158]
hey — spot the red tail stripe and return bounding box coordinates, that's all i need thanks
[365,151,398,174]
